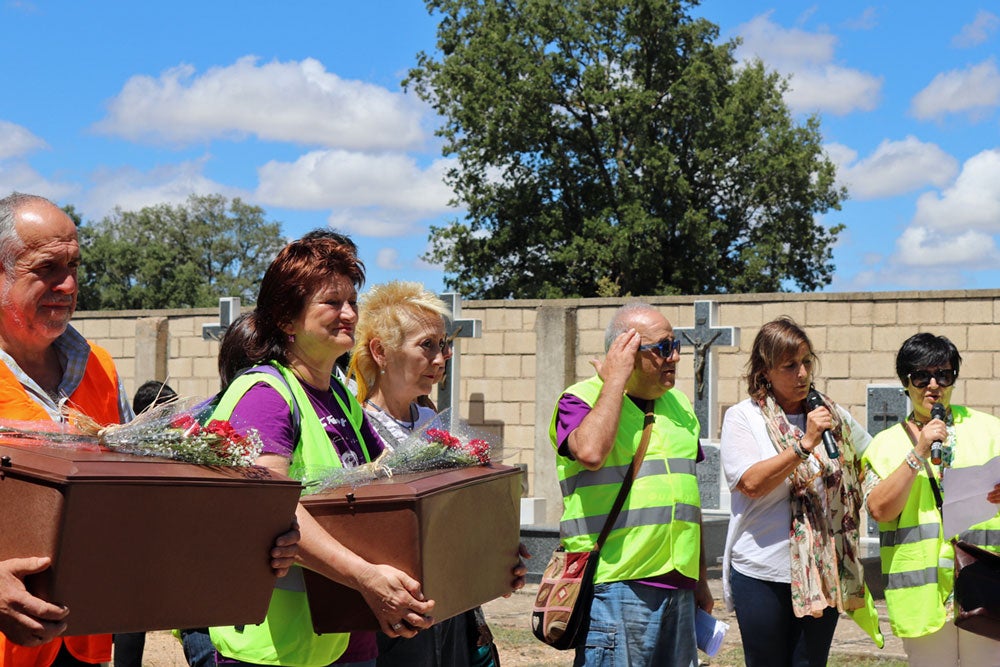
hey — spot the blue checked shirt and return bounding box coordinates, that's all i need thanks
[0,324,133,423]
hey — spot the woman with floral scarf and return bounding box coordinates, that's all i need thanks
[720,318,882,666]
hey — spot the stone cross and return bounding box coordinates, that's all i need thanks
[435,293,482,414]
[202,297,241,341]
[673,300,739,441]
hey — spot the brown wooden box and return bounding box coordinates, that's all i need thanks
[0,438,301,635]
[300,464,522,633]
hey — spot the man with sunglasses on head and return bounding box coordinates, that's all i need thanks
[863,332,1000,665]
[549,302,712,667]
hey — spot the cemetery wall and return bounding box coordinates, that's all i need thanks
[75,289,1000,515]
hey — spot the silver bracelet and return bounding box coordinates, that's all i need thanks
[904,451,921,471]
[792,438,810,461]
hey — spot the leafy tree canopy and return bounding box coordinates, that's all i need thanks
[406,0,846,298]
[77,194,286,310]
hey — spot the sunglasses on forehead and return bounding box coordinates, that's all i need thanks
[638,338,681,358]
[907,368,958,388]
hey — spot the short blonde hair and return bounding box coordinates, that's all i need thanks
[349,281,450,404]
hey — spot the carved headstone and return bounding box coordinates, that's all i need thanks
[865,385,909,543]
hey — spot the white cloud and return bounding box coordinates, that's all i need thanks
[374,247,401,270]
[782,67,881,115]
[881,149,1000,281]
[911,149,1000,231]
[953,10,1000,48]
[910,60,1000,120]
[0,162,77,201]
[734,14,882,115]
[255,150,456,214]
[81,157,244,219]
[0,120,47,159]
[736,13,836,68]
[324,208,427,238]
[893,226,999,268]
[94,56,426,151]
[829,136,958,200]
[843,7,878,31]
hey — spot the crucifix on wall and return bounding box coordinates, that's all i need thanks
[435,293,482,414]
[673,300,739,441]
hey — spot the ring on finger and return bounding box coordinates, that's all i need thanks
[391,622,403,631]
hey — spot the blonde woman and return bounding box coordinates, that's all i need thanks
[350,281,526,667]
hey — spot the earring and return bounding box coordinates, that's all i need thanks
[380,368,386,375]
[288,333,295,344]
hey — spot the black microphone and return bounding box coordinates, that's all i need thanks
[930,402,946,465]
[805,389,840,459]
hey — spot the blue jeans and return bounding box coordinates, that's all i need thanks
[730,567,839,667]
[574,581,697,667]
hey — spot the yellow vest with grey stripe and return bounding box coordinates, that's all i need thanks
[550,375,702,584]
[862,405,1000,639]
[208,362,375,666]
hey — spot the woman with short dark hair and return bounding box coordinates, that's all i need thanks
[863,333,1000,665]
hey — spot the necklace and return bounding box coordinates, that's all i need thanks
[365,399,416,430]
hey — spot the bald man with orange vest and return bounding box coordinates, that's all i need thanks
[0,193,299,667]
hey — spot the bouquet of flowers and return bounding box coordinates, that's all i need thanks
[303,409,498,494]
[72,397,264,467]
[0,397,263,467]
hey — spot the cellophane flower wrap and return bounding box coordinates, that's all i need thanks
[303,408,498,494]
[0,397,264,467]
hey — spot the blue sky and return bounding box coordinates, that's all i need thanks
[2,2,999,295]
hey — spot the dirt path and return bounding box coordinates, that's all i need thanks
[135,569,905,666]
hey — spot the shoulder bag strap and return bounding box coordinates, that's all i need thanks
[594,400,656,551]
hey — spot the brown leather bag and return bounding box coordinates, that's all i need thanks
[530,402,655,650]
[952,539,1000,640]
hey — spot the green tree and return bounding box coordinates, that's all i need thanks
[77,194,286,310]
[406,0,846,298]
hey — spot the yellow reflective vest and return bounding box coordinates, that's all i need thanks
[862,405,1000,638]
[550,376,702,584]
[209,363,375,666]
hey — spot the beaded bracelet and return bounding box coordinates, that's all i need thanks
[904,450,922,471]
[792,438,811,461]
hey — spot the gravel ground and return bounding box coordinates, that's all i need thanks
[134,568,906,666]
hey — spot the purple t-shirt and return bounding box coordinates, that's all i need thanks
[554,392,704,590]
[230,379,384,464]
[228,378,383,664]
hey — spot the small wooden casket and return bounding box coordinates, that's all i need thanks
[0,438,301,635]
[301,464,522,633]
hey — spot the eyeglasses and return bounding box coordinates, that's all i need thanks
[907,368,958,388]
[638,339,681,358]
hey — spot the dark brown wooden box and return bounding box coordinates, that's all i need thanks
[0,437,301,635]
[301,464,522,633]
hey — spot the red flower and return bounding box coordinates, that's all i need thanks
[425,428,461,449]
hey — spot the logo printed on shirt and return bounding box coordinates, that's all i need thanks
[320,414,348,429]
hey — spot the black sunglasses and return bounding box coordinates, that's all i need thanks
[907,368,958,388]
[638,339,681,358]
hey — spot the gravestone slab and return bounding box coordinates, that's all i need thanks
[697,443,721,510]
[864,384,909,547]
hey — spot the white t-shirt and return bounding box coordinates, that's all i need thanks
[719,397,871,609]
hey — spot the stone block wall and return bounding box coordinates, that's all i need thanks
[75,290,1000,511]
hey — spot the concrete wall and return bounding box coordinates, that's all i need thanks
[76,289,1000,521]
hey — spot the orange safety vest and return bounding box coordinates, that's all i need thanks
[0,343,120,667]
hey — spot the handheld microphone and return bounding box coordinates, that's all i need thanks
[805,389,840,459]
[930,402,946,465]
